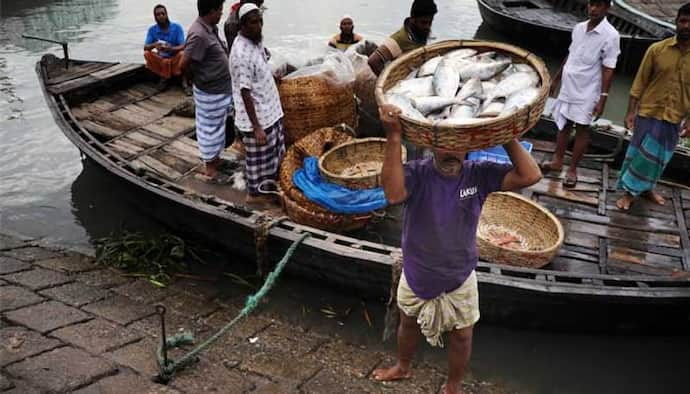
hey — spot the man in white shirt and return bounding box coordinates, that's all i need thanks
[541,0,620,188]
[230,3,285,206]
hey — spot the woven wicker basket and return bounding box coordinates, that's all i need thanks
[477,192,563,268]
[318,138,407,189]
[375,40,551,152]
[274,125,371,232]
[279,74,359,145]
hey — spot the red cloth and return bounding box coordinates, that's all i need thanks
[230,2,241,15]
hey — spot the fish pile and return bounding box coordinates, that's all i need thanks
[340,161,383,177]
[479,224,530,251]
[384,49,542,126]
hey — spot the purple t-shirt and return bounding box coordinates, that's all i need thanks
[402,159,512,300]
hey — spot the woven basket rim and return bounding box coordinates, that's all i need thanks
[478,191,564,255]
[317,137,407,183]
[374,39,551,130]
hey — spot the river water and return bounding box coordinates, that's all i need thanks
[0,0,686,393]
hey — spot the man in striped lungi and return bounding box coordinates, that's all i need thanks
[230,3,285,205]
[180,0,233,183]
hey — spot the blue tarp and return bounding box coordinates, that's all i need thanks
[292,157,387,214]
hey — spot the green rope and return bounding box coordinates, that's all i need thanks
[156,233,310,382]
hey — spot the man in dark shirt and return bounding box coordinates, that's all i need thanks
[224,0,264,51]
[179,0,233,183]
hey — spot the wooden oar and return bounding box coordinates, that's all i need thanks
[22,34,69,68]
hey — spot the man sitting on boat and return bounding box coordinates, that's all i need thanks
[328,15,363,51]
[373,105,542,394]
[143,4,187,88]
[541,0,620,188]
[367,0,437,76]
[180,0,233,184]
[230,3,285,206]
[616,3,690,210]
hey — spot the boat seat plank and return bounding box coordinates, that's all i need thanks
[106,139,144,158]
[134,100,172,116]
[131,154,183,180]
[95,111,141,131]
[110,106,164,127]
[608,259,681,277]
[149,149,199,175]
[149,88,188,108]
[163,139,201,163]
[91,63,142,80]
[81,119,124,139]
[142,116,195,138]
[48,75,98,95]
[47,62,114,85]
[561,218,681,249]
[121,131,165,148]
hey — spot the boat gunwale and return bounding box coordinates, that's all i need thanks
[37,56,690,300]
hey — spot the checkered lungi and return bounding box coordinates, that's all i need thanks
[242,118,286,195]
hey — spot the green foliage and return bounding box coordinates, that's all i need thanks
[94,232,205,286]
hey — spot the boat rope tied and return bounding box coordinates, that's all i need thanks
[254,215,288,278]
[154,232,310,384]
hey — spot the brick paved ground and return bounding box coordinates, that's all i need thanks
[0,233,515,393]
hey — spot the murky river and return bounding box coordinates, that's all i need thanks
[0,0,687,392]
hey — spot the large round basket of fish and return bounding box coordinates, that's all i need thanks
[375,40,551,152]
[318,138,407,189]
[477,192,564,268]
[275,125,373,232]
[278,54,359,145]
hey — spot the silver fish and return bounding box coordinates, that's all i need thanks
[433,59,460,98]
[455,59,511,81]
[484,72,539,107]
[418,56,443,77]
[501,87,540,115]
[443,48,477,60]
[448,97,481,119]
[514,63,536,73]
[481,81,497,99]
[455,77,483,101]
[411,96,465,115]
[388,76,435,97]
[385,93,427,121]
[478,101,505,118]
[475,51,496,62]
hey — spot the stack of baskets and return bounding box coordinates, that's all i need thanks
[318,137,406,189]
[374,40,551,152]
[276,125,373,232]
[279,74,359,145]
[477,192,564,268]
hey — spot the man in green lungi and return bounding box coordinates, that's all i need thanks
[616,3,690,210]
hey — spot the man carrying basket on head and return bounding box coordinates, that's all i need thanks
[374,105,542,394]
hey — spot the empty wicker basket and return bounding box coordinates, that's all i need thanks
[279,74,359,145]
[375,40,551,152]
[318,138,407,189]
[477,192,563,268]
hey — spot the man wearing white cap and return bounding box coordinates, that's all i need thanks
[230,3,285,206]
[328,15,363,50]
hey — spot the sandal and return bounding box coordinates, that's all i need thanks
[563,172,577,188]
[539,161,563,174]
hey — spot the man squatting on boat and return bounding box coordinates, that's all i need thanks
[541,0,620,188]
[375,105,542,394]
[616,3,690,210]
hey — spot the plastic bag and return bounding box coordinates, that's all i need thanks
[283,52,355,86]
[345,45,379,122]
[293,157,387,214]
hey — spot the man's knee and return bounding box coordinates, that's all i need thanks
[398,310,418,330]
[449,325,473,346]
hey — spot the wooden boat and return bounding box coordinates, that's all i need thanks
[530,116,690,181]
[38,54,690,333]
[476,0,674,73]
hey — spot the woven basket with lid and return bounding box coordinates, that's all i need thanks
[375,40,551,152]
[318,138,407,189]
[278,74,359,145]
[477,192,564,268]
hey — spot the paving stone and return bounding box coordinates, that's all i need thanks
[34,253,98,273]
[2,268,72,290]
[205,308,274,340]
[6,346,117,392]
[2,379,41,394]
[240,348,321,384]
[0,373,13,390]
[246,373,300,394]
[0,234,27,251]
[1,247,62,262]
[105,339,160,377]
[0,327,63,367]
[129,309,213,339]
[158,292,221,318]
[372,356,446,394]
[38,281,110,307]
[301,368,386,394]
[250,323,328,357]
[0,285,44,312]
[72,370,181,394]
[82,294,155,325]
[169,278,220,301]
[0,256,31,274]
[76,268,132,288]
[50,318,143,355]
[310,340,384,378]
[4,300,91,333]
[113,279,178,303]
[0,278,6,285]
[170,356,254,393]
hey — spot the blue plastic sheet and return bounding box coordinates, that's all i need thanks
[292,157,387,214]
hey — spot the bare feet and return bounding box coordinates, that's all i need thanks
[642,190,666,205]
[616,193,634,211]
[442,382,464,394]
[563,169,577,188]
[539,161,563,174]
[372,364,412,382]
